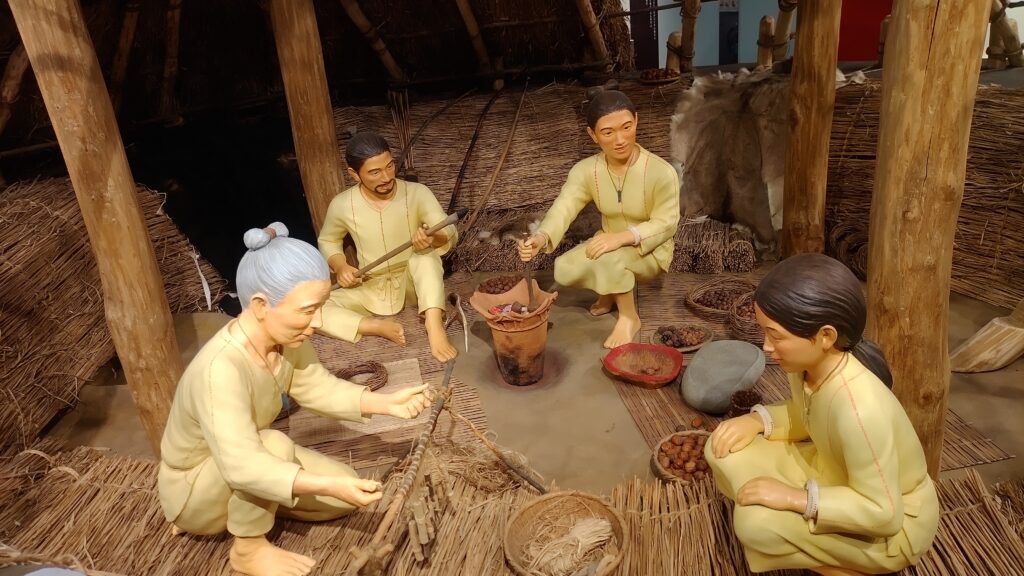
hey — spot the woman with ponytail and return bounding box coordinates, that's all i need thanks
[705,253,939,575]
[158,223,432,576]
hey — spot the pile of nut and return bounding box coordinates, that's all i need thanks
[640,68,681,82]
[735,298,755,319]
[726,389,763,419]
[655,325,708,348]
[477,275,521,295]
[695,288,743,311]
[657,432,709,482]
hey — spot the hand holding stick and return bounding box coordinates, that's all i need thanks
[354,208,467,279]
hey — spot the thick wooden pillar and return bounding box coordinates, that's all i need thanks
[9,0,182,455]
[866,0,988,479]
[780,0,841,256]
[679,0,701,72]
[269,0,344,232]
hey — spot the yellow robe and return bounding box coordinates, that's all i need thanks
[317,179,456,342]
[537,145,680,294]
[705,356,939,573]
[158,323,367,537]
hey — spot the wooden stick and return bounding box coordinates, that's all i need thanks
[159,0,183,122]
[773,0,798,61]
[396,87,475,178]
[574,0,610,65]
[666,31,682,73]
[454,0,492,74]
[270,0,344,234]
[339,0,406,82]
[354,210,465,278]
[0,44,30,139]
[10,0,183,456]
[446,89,502,213]
[446,409,548,494]
[866,0,989,479]
[109,0,139,114]
[985,19,1008,70]
[780,0,842,256]
[757,16,775,69]
[680,0,701,72]
[878,14,891,66]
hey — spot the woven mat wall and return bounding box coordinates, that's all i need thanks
[0,177,227,457]
[2,447,1022,575]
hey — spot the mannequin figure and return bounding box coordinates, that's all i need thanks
[317,132,457,363]
[705,253,939,575]
[159,223,431,576]
[517,89,680,348]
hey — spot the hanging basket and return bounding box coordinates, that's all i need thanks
[728,292,764,347]
[685,278,757,323]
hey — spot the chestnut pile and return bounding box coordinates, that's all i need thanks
[657,433,709,482]
[477,275,520,295]
[735,299,755,319]
[695,288,743,311]
[640,68,681,82]
[655,325,708,348]
[726,389,763,419]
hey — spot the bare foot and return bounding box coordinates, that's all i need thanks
[170,524,183,536]
[589,294,615,316]
[359,318,406,345]
[230,536,316,576]
[603,313,640,349]
[425,309,457,363]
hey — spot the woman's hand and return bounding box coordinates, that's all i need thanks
[517,233,547,262]
[332,476,384,507]
[710,413,765,459]
[382,384,432,419]
[736,477,806,513]
[584,230,632,259]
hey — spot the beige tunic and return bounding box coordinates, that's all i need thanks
[158,323,367,536]
[317,179,456,342]
[537,145,680,294]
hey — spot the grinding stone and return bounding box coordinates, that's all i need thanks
[681,340,765,415]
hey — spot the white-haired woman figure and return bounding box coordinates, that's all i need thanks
[158,223,431,576]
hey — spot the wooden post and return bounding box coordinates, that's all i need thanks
[574,0,610,65]
[757,16,775,69]
[109,0,139,113]
[666,31,682,73]
[773,0,798,61]
[878,14,891,66]
[985,20,1008,70]
[454,0,491,73]
[0,44,30,138]
[780,0,842,256]
[339,0,406,82]
[270,0,344,232]
[865,0,988,479]
[159,0,183,122]
[9,0,183,455]
[680,0,701,72]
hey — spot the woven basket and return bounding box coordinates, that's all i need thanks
[650,430,711,484]
[728,292,764,346]
[685,278,757,323]
[504,491,628,576]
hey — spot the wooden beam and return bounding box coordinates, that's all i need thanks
[878,14,891,66]
[680,0,701,72]
[0,44,30,138]
[757,16,775,69]
[338,0,406,82]
[159,0,183,123]
[574,0,610,66]
[780,0,841,256]
[9,0,183,455]
[773,0,797,61]
[454,0,492,72]
[865,0,988,479]
[109,0,139,113]
[270,0,344,233]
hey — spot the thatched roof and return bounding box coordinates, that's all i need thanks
[0,0,632,149]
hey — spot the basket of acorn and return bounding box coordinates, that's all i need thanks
[652,324,714,352]
[650,429,711,484]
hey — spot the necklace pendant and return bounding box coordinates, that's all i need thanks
[616,188,622,203]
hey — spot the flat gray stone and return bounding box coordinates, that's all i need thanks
[681,340,765,415]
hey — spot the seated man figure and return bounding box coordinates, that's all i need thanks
[317,132,457,363]
[518,89,680,348]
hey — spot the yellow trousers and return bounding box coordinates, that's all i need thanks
[553,244,663,295]
[319,252,446,343]
[171,429,357,538]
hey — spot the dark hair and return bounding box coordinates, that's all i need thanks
[345,131,391,172]
[754,253,893,388]
[585,89,637,129]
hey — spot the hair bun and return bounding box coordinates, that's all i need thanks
[243,222,290,251]
[584,85,606,102]
[267,222,289,238]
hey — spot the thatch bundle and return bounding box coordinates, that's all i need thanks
[828,82,1024,310]
[0,178,226,455]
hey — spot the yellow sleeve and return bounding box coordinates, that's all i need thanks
[413,182,457,255]
[317,194,350,262]
[286,341,369,423]
[633,161,680,255]
[811,386,903,537]
[195,358,301,507]
[537,162,592,252]
[763,373,809,441]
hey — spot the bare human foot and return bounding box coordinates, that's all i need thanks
[603,312,640,349]
[358,317,405,345]
[230,535,316,576]
[589,294,615,316]
[170,524,184,536]
[425,308,457,363]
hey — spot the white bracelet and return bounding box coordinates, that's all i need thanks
[803,478,820,520]
[749,404,774,437]
[628,225,642,246]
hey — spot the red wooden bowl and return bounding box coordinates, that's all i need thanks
[602,343,684,389]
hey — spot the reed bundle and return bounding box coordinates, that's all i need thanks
[0,177,226,456]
